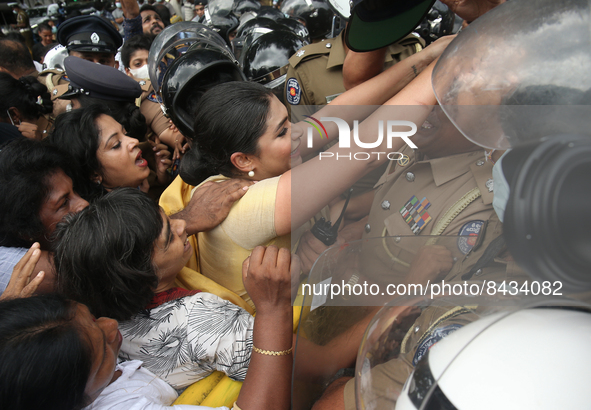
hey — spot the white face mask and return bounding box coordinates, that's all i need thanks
[129,64,149,80]
[115,2,121,7]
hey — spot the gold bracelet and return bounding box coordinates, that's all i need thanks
[252,345,293,356]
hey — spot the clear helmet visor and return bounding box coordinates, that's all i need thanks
[432,0,591,149]
[148,22,232,95]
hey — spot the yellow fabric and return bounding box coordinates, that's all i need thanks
[193,175,291,311]
[160,175,305,327]
[173,372,242,407]
[159,176,254,314]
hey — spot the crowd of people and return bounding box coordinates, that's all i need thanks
[0,0,588,409]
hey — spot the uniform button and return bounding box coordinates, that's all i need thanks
[474,268,483,276]
[406,172,415,182]
[139,80,146,86]
[365,223,371,233]
[414,326,420,333]
[381,200,391,210]
[395,237,401,243]
[325,42,332,48]
[476,160,485,166]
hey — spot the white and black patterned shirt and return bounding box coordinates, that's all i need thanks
[118,289,254,390]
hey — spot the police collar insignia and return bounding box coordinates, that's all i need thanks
[296,49,305,57]
[400,195,431,235]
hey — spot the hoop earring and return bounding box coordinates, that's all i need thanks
[248,170,255,177]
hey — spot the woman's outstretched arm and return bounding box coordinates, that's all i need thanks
[275,60,439,236]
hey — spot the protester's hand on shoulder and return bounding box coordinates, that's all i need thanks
[176,178,254,234]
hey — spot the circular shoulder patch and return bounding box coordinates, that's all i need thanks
[457,220,485,255]
[286,77,301,105]
[413,324,463,366]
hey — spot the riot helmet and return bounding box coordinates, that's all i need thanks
[277,17,310,42]
[235,16,283,39]
[161,47,245,137]
[414,0,457,45]
[430,0,591,292]
[233,17,283,62]
[280,0,335,40]
[256,5,285,21]
[42,44,68,71]
[148,21,233,96]
[206,12,240,47]
[241,29,307,103]
[233,0,260,17]
[395,308,591,409]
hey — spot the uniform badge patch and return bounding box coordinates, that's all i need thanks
[457,220,485,254]
[286,77,301,105]
[91,32,100,44]
[147,91,162,104]
[412,324,463,365]
[400,195,432,235]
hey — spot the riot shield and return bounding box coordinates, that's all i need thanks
[292,235,539,409]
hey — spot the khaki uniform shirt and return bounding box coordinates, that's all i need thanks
[285,31,422,193]
[138,79,171,138]
[284,31,423,121]
[360,147,500,282]
[341,148,530,410]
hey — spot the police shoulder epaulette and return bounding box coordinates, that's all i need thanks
[289,40,332,68]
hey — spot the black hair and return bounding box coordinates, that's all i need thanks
[0,138,83,247]
[47,105,113,200]
[73,95,148,141]
[0,37,34,80]
[54,188,162,321]
[4,32,27,46]
[0,73,53,122]
[180,81,273,185]
[120,34,153,69]
[37,22,52,34]
[140,4,158,13]
[0,294,92,410]
[153,4,171,26]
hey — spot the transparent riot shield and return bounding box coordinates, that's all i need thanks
[292,234,540,409]
[431,0,591,149]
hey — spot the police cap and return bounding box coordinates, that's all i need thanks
[59,56,142,102]
[57,15,123,54]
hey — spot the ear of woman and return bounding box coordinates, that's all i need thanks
[230,152,253,175]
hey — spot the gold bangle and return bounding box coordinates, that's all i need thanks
[252,345,293,356]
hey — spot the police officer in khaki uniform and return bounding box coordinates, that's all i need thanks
[9,3,33,50]
[284,30,423,120]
